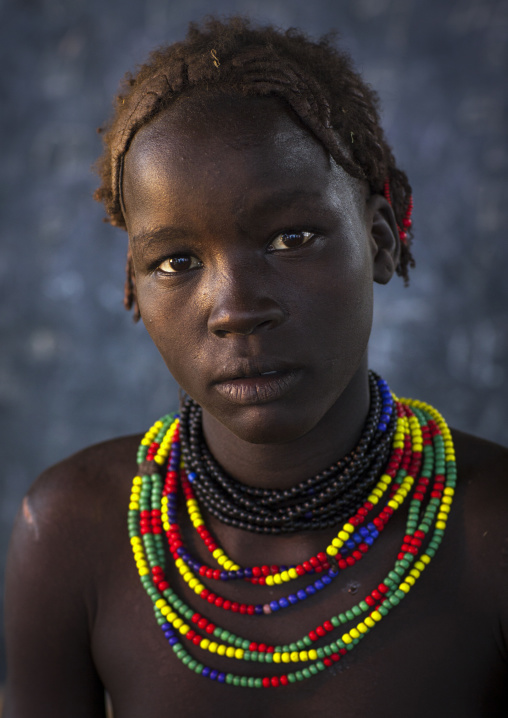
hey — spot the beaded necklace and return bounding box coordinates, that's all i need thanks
[128,380,456,688]
[179,373,396,532]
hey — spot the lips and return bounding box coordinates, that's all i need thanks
[212,359,302,404]
[212,357,300,383]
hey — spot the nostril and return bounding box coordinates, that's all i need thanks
[208,303,286,337]
[257,319,274,331]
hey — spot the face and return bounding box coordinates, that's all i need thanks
[122,96,392,445]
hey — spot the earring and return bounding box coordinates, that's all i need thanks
[383,178,413,244]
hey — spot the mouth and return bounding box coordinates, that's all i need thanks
[212,361,302,405]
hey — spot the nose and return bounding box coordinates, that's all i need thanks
[207,266,286,338]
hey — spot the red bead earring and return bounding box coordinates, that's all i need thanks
[383,178,413,244]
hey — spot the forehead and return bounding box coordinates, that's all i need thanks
[121,95,365,230]
[128,93,325,157]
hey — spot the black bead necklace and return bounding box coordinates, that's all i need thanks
[179,371,396,533]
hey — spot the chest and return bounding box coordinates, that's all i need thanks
[90,521,505,718]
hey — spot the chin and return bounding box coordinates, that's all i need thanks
[210,401,327,445]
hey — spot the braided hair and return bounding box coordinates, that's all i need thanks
[94,16,414,320]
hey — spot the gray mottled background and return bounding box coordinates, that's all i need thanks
[1,0,507,681]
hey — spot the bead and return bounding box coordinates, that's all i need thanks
[129,389,455,688]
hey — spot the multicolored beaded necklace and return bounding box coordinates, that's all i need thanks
[128,375,456,688]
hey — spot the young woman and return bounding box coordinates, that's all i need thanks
[4,17,508,717]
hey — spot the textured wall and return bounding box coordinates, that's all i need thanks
[1,0,507,680]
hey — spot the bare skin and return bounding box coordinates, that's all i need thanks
[4,97,508,717]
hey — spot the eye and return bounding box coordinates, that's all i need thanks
[269,231,315,251]
[158,255,202,274]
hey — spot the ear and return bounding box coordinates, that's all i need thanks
[366,194,400,285]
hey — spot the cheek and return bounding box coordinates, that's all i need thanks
[310,287,373,375]
[300,236,374,346]
[136,277,224,399]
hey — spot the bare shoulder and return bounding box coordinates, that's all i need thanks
[452,428,508,521]
[7,434,142,599]
[26,433,142,509]
[450,428,508,615]
[3,435,144,716]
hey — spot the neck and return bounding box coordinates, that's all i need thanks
[201,359,371,490]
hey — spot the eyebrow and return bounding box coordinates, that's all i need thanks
[245,189,325,214]
[130,226,190,246]
[130,189,328,246]
[231,188,328,228]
